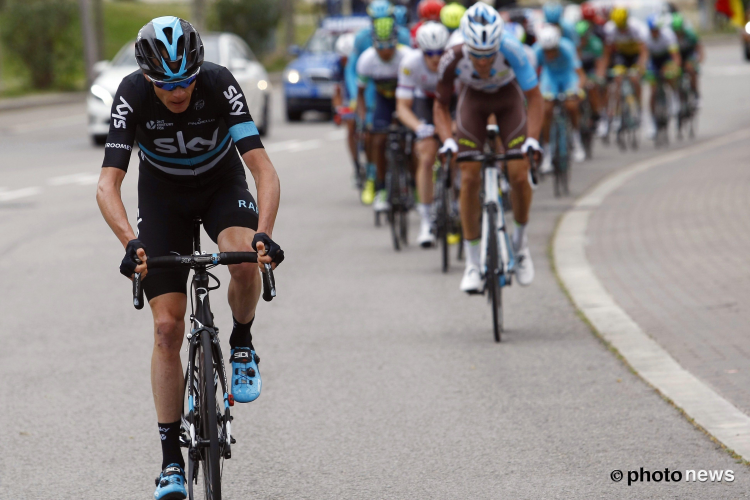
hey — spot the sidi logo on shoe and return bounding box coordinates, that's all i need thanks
[234,351,249,359]
[165,467,181,474]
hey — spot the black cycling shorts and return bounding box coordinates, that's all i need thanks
[137,166,259,300]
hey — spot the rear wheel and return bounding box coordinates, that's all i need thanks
[486,208,502,342]
[286,107,302,122]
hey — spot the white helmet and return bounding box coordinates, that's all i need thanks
[415,21,450,51]
[538,24,561,50]
[335,33,355,57]
[459,3,505,53]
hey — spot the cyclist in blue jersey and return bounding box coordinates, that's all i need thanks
[95,17,283,500]
[345,0,412,204]
[543,2,579,47]
[534,25,587,170]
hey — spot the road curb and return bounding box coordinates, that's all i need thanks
[0,92,86,112]
[552,128,750,462]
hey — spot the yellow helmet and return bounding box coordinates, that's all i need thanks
[610,7,628,29]
[440,2,466,30]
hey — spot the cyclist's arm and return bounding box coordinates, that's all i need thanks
[598,43,612,79]
[433,100,452,144]
[356,86,367,123]
[577,67,588,87]
[524,85,544,141]
[696,41,704,63]
[97,77,140,250]
[355,52,371,123]
[396,96,420,131]
[345,30,367,106]
[242,148,280,237]
[97,167,137,248]
[395,57,421,131]
[433,47,458,143]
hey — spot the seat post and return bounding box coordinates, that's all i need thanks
[193,217,202,254]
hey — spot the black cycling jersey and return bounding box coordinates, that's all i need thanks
[102,62,263,184]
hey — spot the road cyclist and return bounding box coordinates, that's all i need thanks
[671,13,704,110]
[356,15,414,216]
[95,16,284,500]
[333,33,364,188]
[345,0,412,205]
[597,7,648,141]
[644,13,681,142]
[396,21,450,247]
[433,2,543,293]
[575,20,606,142]
[534,24,587,174]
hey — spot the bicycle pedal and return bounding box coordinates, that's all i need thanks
[230,436,236,444]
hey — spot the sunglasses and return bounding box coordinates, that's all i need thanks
[152,71,199,91]
[423,49,444,57]
[468,51,497,60]
[373,40,396,50]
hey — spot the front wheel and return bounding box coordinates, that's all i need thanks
[486,208,503,342]
[198,332,222,499]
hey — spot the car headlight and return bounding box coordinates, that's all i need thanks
[90,84,113,106]
[745,21,750,35]
[287,70,300,84]
[257,80,268,90]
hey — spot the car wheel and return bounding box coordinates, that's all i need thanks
[258,95,270,137]
[92,134,107,146]
[744,41,750,61]
[286,108,303,122]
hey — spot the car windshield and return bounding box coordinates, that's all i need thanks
[306,29,338,54]
[111,38,221,67]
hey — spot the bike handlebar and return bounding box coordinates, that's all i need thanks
[132,252,276,310]
[456,152,524,163]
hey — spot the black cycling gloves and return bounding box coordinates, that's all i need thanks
[120,239,147,277]
[252,232,284,266]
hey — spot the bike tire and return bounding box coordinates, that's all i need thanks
[437,177,449,273]
[198,332,222,500]
[389,208,400,251]
[486,208,502,342]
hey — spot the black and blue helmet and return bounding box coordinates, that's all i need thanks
[135,16,204,83]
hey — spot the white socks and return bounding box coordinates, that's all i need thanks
[513,223,527,252]
[418,203,432,224]
[465,238,481,267]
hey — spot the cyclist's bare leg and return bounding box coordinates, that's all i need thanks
[217,226,262,324]
[458,161,482,240]
[149,292,188,422]
[506,159,532,225]
[371,132,388,186]
[416,137,438,205]
[542,99,554,142]
[588,81,602,116]
[631,73,642,109]
[346,119,358,162]
[564,97,580,129]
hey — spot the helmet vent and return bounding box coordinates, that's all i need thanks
[162,27,174,45]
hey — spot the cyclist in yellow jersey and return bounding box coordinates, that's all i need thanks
[597,7,648,136]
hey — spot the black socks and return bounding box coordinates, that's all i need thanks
[158,421,184,470]
[229,316,254,351]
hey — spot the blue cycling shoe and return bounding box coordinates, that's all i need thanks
[154,464,187,500]
[230,347,261,403]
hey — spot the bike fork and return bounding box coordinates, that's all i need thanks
[481,167,508,276]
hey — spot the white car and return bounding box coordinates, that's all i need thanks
[88,32,271,145]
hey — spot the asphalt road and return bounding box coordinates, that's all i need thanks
[1,42,749,499]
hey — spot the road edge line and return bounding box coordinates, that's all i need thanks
[552,128,750,463]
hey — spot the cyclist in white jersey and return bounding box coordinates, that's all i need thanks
[396,22,449,247]
[356,17,414,212]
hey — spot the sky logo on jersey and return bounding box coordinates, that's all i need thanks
[112,96,133,129]
[223,85,246,116]
[153,128,220,154]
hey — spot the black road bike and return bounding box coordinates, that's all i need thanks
[652,74,671,148]
[132,218,276,500]
[377,117,414,251]
[433,151,462,272]
[548,94,572,197]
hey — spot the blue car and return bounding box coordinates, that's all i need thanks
[284,16,370,121]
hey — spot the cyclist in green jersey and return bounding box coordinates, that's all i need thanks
[576,21,605,132]
[671,13,703,107]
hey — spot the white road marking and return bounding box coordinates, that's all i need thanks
[48,173,100,186]
[3,114,86,135]
[0,186,41,202]
[553,127,750,460]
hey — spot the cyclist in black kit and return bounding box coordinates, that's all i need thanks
[95,17,283,499]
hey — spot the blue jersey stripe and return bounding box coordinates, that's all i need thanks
[138,133,231,165]
[228,122,259,142]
